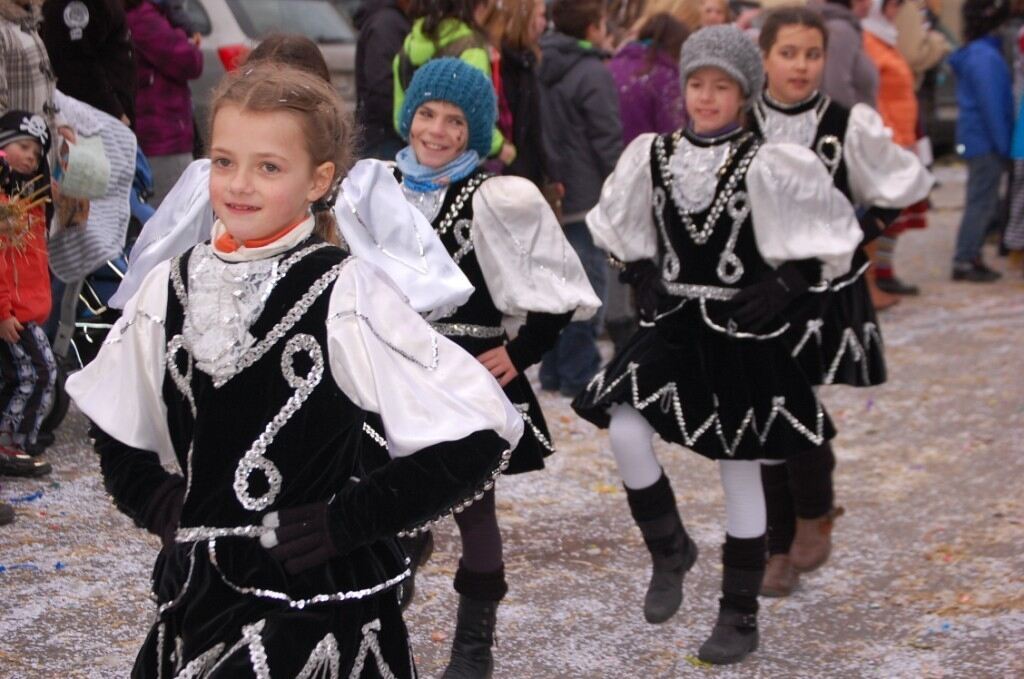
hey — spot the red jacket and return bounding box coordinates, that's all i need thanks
[0,200,51,326]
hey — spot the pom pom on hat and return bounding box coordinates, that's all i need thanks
[398,58,497,158]
[680,25,765,104]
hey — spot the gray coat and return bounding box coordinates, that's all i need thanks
[538,32,622,220]
[820,2,879,109]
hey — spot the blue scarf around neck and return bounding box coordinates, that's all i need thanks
[396,146,480,192]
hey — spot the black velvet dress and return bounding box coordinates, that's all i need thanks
[400,169,571,475]
[87,238,509,678]
[572,129,836,461]
[750,93,887,388]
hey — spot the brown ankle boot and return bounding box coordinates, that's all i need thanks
[864,242,900,311]
[760,554,799,597]
[790,506,844,573]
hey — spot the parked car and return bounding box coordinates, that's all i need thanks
[181,0,358,146]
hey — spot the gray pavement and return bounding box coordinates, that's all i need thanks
[1,164,1023,678]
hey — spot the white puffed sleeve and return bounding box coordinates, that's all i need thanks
[65,260,177,468]
[111,160,213,309]
[747,143,863,281]
[585,133,658,262]
[337,159,474,320]
[470,176,601,322]
[327,259,524,459]
[843,104,935,208]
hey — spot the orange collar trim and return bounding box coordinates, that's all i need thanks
[214,216,308,253]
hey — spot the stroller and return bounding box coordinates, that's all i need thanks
[41,148,153,436]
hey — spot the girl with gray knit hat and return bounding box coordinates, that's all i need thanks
[572,24,862,664]
[394,57,601,678]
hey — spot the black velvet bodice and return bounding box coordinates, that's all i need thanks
[649,129,772,290]
[163,240,364,530]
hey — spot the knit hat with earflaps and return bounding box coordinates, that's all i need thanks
[0,110,52,157]
[680,25,765,106]
[398,57,497,158]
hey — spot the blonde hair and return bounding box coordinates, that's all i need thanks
[209,64,355,245]
[632,0,701,33]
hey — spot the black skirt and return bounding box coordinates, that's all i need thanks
[785,253,887,388]
[444,333,554,476]
[572,300,835,461]
[134,542,415,678]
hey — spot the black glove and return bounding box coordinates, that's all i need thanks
[619,259,664,323]
[505,311,573,372]
[730,260,821,331]
[261,502,340,575]
[858,206,903,244]
[142,476,186,550]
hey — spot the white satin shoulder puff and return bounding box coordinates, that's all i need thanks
[585,133,658,263]
[844,103,935,208]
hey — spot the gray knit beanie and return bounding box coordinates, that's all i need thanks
[679,25,764,105]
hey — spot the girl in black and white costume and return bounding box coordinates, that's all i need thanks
[572,26,862,664]
[749,7,933,596]
[66,65,523,678]
[393,58,600,678]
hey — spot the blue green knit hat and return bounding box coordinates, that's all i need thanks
[399,57,496,158]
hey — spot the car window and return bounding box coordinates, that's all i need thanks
[226,0,357,43]
[182,0,212,36]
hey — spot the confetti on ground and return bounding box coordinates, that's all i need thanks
[1,166,1023,677]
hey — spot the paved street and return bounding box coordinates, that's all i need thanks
[1,164,1022,678]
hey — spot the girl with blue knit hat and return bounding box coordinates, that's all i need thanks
[572,25,863,664]
[394,56,600,678]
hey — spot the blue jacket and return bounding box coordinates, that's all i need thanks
[949,35,1014,159]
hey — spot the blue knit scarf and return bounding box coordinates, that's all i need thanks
[396,146,480,192]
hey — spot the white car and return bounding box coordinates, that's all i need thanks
[182,0,358,141]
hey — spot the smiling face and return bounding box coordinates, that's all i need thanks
[409,101,470,169]
[2,138,43,175]
[685,66,745,134]
[209,105,334,243]
[763,24,826,104]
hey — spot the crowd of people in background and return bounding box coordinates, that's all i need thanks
[0,0,1022,673]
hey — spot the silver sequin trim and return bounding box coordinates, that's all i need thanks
[434,175,489,235]
[451,218,474,264]
[206,540,411,608]
[174,642,226,679]
[823,322,883,385]
[233,334,324,512]
[516,404,555,454]
[166,335,196,418]
[363,422,388,449]
[156,544,199,616]
[209,262,344,388]
[398,447,512,538]
[586,362,826,456]
[791,318,825,358]
[176,525,268,542]
[348,620,398,679]
[698,298,790,340]
[329,311,439,371]
[206,619,269,679]
[662,282,738,301]
[296,633,341,679]
[830,260,871,291]
[430,322,505,339]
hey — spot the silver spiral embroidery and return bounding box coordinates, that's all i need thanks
[652,187,681,281]
[232,334,324,511]
[166,335,196,418]
[452,218,474,264]
[716,191,750,284]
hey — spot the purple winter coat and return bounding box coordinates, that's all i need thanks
[126,1,202,156]
[608,42,686,145]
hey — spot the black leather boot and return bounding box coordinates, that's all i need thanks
[697,566,763,665]
[626,474,698,624]
[441,595,498,679]
[396,530,434,610]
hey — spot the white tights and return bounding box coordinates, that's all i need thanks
[608,404,766,538]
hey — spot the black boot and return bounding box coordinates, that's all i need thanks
[698,536,765,665]
[396,530,434,610]
[626,473,699,624]
[442,563,506,679]
[441,595,498,679]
